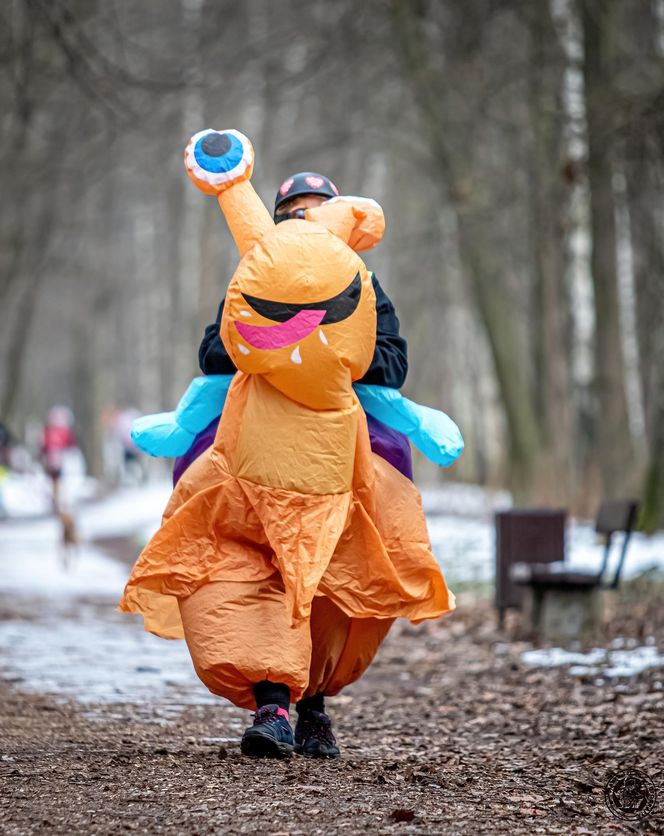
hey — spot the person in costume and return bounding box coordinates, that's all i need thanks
[120,129,461,760]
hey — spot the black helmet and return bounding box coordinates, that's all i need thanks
[274,171,339,215]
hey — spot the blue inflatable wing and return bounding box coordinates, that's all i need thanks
[131,375,234,457]
[132,375,464,468]
[354,384,464,467]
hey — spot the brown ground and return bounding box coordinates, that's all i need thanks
[0,560,664,836]
[1,588,663,835]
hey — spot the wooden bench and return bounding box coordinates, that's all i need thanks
[495,508,566,629]
[510,499,639,641]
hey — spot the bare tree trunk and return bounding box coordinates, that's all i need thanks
[0,0,35,309]
[455,211,542,498]
[641,358,664,531]
[0,270,45,424]
[624,137,663,527]
[580,0,634,499]
[616,0,664,525]
[526,3,573,503]
[0,187,55,421]
[627,142,662,438]
[393,0,543,499]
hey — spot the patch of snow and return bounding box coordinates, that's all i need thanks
[0,450,97,520]
[522,645,664,678]
[522,647,606,668]
[0,482,217,713]
[0,519,127,597]
[427,509,664,585]
[420,483,512,517]
[427,514,495,584]
[77,481,172,542]
[603,647,664,678]
[0,481,171,600]
[0,472,53,518]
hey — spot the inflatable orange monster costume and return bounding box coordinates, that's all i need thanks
[119,129,455,709]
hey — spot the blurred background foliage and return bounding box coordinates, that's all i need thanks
[1,0,663,525]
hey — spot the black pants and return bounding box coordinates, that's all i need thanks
[254,681,324,714]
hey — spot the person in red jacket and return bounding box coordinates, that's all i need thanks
[41,406,77,508]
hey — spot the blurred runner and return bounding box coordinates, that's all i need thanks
[41,406,83,570]
[41,406,77,510]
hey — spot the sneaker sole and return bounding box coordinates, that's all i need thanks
[241,731,294,759]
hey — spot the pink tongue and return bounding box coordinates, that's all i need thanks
[235,309,325,350]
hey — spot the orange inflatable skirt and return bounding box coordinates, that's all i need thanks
[120,128,456,709]
[119,375,455,709]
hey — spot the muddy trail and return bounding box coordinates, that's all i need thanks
[1,591,663,835]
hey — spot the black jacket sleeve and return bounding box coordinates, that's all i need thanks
[198,273,408,387]
[198,300,237,375]
[359,274,408,388]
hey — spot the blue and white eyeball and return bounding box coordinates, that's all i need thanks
[184,129,254,195]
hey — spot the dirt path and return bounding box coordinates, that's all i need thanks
[1,599,662,835]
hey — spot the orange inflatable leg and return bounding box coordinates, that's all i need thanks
[305,596,394,698]
[178,576,312,709]
[179,580,394,709]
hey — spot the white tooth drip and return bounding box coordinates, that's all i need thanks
[290,345,302,364]
[319,330,328,345]
[238,344,250,355]
[239,310,251,317]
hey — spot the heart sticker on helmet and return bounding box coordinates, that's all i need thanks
[279,178,294,196]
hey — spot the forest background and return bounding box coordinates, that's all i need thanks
[1,0,663,527]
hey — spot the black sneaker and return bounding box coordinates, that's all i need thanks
[294,709,340,759]
[241,704,294,759]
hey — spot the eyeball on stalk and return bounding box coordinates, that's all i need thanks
[184,129,254,195]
